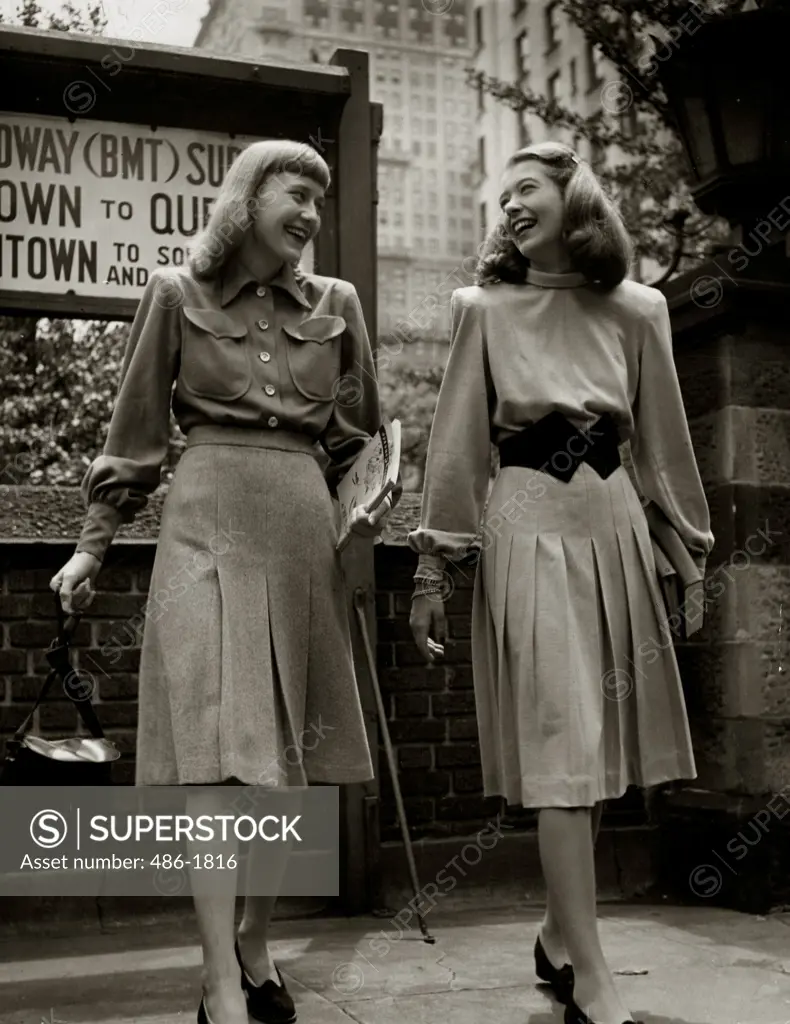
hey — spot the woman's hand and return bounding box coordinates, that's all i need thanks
[348,493,393,540]
[409,594,447,664]
[50,552,102,614]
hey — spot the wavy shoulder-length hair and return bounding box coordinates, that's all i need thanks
[476,141,632,291]
[188,139,331,283]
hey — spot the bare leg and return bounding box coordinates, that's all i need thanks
[539,807,631,1024]
[185,786,247,1024]
[591,801,604,847]
[539,800,604,967]
[237,788,303,985]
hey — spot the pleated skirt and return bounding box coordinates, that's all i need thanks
[135,425,374,787]
[472,460,697,809]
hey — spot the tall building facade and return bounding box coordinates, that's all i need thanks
[473,0,614,242]
[195,0,479,338]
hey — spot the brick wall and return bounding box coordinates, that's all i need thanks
[2,538,647,841]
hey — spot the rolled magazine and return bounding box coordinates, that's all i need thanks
[336,417,401,552]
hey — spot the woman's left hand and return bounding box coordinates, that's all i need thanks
[348,494,393,539]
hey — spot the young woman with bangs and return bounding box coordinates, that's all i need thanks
[409,142,713,1024]
[50,139,395,1024]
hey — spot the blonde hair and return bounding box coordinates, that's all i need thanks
[188,139,330,281]
[476,141,632,291]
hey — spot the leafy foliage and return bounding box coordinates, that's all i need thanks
[379,361,444,493]
[465,0,770,276]
[0,318,185,487]
[0,1,186,487]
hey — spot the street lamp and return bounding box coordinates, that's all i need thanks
[657,7,790,227]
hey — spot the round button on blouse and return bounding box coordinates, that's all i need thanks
[257,318,269,330]
[259,352,271,363]
[256,286,266,297]
[265,385,276,397]
[268,416,278,428]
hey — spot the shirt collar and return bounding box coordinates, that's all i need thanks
[220,257,312,310]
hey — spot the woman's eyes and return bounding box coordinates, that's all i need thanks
[290,190,324,212]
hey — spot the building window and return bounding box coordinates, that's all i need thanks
[586,41,604,90]
[476,80,485,115]
[569,57,578,97]
[447,143,456,159]
[461,218,472,234]
[547,70,561,104]
[518,111,530,148]
[394,212,403,227]
[414,117,423,134]
[515,30,529,84]
[339,0,364,34]
[427,141,436,158]
[444,9,467,49]
[426,119,436,134]
[477,136,486,177]
[374,0,400,39]
[461,195,472,209]
[474,6,483,51]
[544,1,560,53]
[426,95,436,112]
[408,0,434,44]
[412,140,421,155]
[304,0,329,29]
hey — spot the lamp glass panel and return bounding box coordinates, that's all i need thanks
[683,96,717,178]
[719,85,767,166]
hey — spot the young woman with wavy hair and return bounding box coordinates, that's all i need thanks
[51,139,395,1024]
[410,142,713,1024]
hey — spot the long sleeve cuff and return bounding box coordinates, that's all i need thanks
[75,502,125,563]
[414,553,447,580]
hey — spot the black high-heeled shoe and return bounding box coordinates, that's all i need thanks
[197,995,211,1024]
[235,938,297,1024]
[564,995,643,1024]
[534,934,575,1004]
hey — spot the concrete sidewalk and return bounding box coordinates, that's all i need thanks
[0,903,789,1024]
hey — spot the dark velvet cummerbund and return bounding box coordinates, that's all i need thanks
[497,410,622,483]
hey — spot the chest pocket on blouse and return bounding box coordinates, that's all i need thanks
[181,307,251,401]
[283,314,345,402]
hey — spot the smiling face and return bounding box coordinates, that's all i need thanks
[252,171,326,263]
[498,159,570,272]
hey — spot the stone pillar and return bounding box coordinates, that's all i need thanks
[654,251,790,912]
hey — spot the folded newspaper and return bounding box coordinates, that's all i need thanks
[336,417,401,552]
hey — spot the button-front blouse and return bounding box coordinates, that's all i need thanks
[76,258,385,561]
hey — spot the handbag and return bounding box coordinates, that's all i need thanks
[0,593,120,785]
[644,502,705,640]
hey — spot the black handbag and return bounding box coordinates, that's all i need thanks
[0,593,120,785]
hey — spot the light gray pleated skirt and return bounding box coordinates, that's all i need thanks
[473,460,697,809]
[135,424,374,787]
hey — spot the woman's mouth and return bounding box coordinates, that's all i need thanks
[511,216,537,238]
[285,224,310,244]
